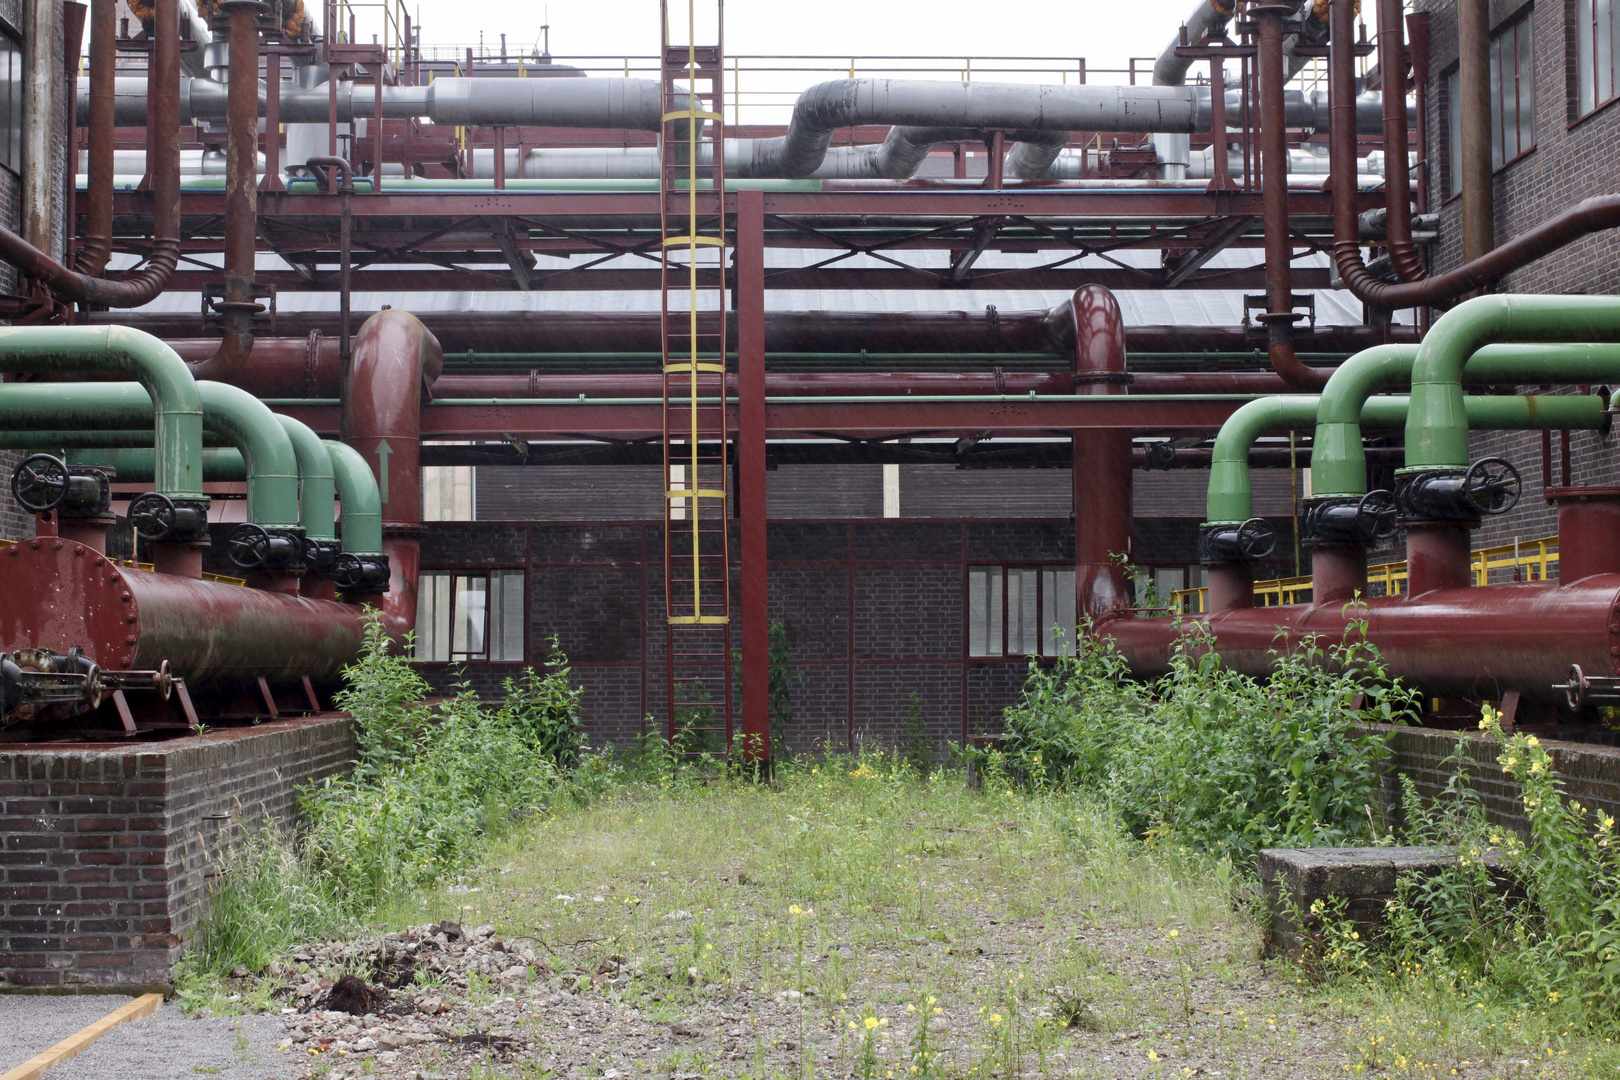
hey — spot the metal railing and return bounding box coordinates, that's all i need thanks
[1171,535,1562,614]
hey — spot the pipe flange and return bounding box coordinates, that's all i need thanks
[333,553,391,594]
[1396,458,1523,523]
[215,0,272,13]
[128,494,212,543]
[211,298,267,316]
[301,538,342,575]
[1199,518,1277,563]
[226,523,307,571]
[1071,371,1135,387]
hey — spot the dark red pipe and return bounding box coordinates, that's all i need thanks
[0,0,179,306]
[1330,0,1620,307]
[104,311,1417,357]
[1377,0,1423,283]
[75,0,115,276]
[1069,285,1133,617]
[344,310,445,642]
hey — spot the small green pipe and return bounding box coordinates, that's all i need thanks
[322,440,384,557]
[0,381,300,528]
[0,326,205,500]
[0,431,232,450]
[1207,392,1608,523]
[275,415,337,542]
[1406,296,1620,472]
[63,447,247,481]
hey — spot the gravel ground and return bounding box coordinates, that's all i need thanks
[0,994,139,1067]
[41,1002,291,1080]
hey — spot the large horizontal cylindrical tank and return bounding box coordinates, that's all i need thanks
[0,537,366,686]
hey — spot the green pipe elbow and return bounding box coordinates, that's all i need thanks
[0,325,206,500]
[1406,296,1620,471]
[275,414,337,542]
[323,440,384,556]
[1206,396,1321,523]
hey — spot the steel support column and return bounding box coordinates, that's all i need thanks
[737,187,769,763]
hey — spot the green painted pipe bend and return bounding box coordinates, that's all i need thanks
[62,447,248,481]
[1407,295,1620,472]
[275,415,337,543]
[1312,340,1620,498]
[0,326,205,500]
[322,440,384,557]
[1206,392,1608,524]
[0,381,300,528]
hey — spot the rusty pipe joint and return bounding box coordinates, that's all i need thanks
[1300,490,1399,545]
[127,492,211,543]
[1198,518,1278,563]
[1395,456,1523,523]
[306,155,355,194]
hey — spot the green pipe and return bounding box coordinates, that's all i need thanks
[1207,392,1609,523]
[277,177,824,193]
[322,441,384,557]
[0,381,300,528]
[63,447,247,481]
[1407,296,1620,472]
[1313,341,1620,497]
[275,415,337,542]
[0,431,232,450]
[0,326,204,500]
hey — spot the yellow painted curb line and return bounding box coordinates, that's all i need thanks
[0,993,163,1080]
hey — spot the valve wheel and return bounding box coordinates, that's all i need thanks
[10,454,69,513]
[127,492,178,542]
[1464,456,1522,515]
[332,552,365,590]
[226,523,273,570]
[1236,517,1276,560]
[1566,663,1589,712]
[1355,490,1400,541]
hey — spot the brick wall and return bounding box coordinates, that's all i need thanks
[1376,722,1620,836]
[0,717,355,993]
[417,518,1208,754]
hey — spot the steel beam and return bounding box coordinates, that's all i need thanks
[737,189,769,763]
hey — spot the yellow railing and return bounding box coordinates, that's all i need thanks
[1171,535,1561,614]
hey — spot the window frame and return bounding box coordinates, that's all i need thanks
[1573,0,1620,124]
[1443,11,1538,203]
[965,563,1077,660]
[412,566,528,665]
[0,28,23,178]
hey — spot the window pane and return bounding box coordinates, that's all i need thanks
[1580,0,1597,114]
[1,40,18,170]
[452,575,488,659]
[1041,567,1076,656]
[1446,69,1461,196]
[489,570,525,662]
[1489,33,1504,169]
[415,572,450,662]
[968,570,989,657]
[422,466,476,521]
[988,570,1004,657]
[1519,22,1536,155]
[1017,569,1039,656]
[1601,0,1615,108]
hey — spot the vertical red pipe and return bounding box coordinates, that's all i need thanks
[1378,0,1422,282]
[1551,489,1620,582]
[344,310,444,641]
[1311,544,1369,603]
[77,0,115,275]
[263,48,282,191]
[737,189,769,762]
[1405,522,1472,594]
[1071,285,1132,620]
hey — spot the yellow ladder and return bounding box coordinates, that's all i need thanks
[659,0,732,753]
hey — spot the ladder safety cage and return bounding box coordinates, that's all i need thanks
[659,0,734,754]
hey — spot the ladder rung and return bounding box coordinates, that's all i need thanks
[663,109,723,122]
[664,362,728,375]
[669,616,731,625]
[662,235,726,248]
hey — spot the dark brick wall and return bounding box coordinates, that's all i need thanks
[0,717,354,993]
[418,518,1206,753]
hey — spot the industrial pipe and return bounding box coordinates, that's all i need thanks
[1328,0,1620,308]
[322,440,384,557]
[1457,0,1493,262]
[344,310,444,635]
[0,0,180,307]
[63,446,246,480]
[1376,0,1423,283]
[1068,285,1133,617]
[1206,391,1608,524]
[0,326,204,502]
[76,0,116,276]
[1405,296,1620,473]
[1255,4,1322,390]
[0,381,300,529]
[277,414,336,544]
[105,310,1419,358]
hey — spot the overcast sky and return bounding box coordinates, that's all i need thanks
[384,1,1383,79]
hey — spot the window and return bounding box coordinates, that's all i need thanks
[422,465,475,521]
[1445,15,1536,196]
[0,34,20,172]
[1577,0,1620,116]
[967,565,1076,658]
[414,569,525,662]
